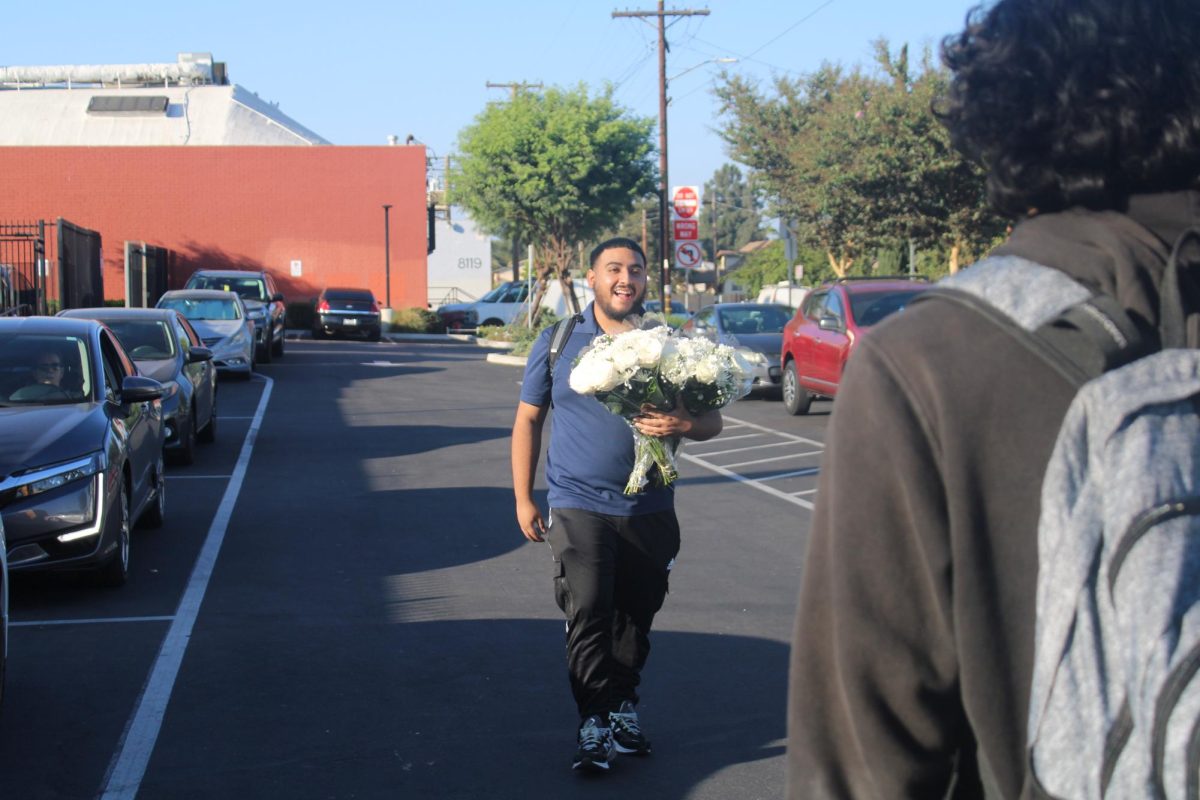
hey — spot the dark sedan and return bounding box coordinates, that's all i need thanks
[60,308,217,464]
[0,317,166,586]
[313,287,382,341]
[678,303,793,396]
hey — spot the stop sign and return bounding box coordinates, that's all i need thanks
[672,186,699,219]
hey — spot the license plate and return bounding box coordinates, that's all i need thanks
[344,318,358,326]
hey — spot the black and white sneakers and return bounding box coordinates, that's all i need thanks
[573,714,615,772]
[609,700,652,755]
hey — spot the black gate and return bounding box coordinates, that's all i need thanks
[125,242,171,308]
[0,221,50,316]
[57,218,103,311]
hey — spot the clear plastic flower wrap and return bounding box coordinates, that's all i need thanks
[569,321,753,494]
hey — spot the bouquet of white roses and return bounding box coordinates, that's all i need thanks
[569,323,752,494]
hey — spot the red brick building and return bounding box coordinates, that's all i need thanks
[0,55,429,309]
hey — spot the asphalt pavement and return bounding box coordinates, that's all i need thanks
[0,336,830,799]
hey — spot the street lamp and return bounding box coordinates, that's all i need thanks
[382,204,393,308]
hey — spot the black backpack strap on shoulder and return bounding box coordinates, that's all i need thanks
[547,313,584,375]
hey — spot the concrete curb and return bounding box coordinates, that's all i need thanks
[474,338,517,350]
[486,352,527,367]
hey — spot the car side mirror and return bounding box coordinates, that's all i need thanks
[271,292,284,303]
[818,314,843,332]
[121,375,164,403]
[187,347,214,363]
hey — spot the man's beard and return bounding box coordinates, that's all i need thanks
[596,292,645,322]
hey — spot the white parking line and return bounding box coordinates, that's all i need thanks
[12,615,173,628]
[678,414,824,510]
[100,375,274,800]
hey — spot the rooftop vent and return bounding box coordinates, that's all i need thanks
[86,95,170,116]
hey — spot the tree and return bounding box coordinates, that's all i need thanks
[700,164,763,260]
[715,42,1008,277]
[451,86,656,322]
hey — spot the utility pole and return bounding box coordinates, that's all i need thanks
[612,3,710,305]
[486,80,544,280]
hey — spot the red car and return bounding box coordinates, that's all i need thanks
[780,277,930,414]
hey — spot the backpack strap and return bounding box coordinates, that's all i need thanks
[547,313,584,375]
[921,255,1152,387]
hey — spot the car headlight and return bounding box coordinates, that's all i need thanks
[227,327,249,346]
[6,452,105,501]
[738,349,769,366]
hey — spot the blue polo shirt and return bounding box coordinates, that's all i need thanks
[520,303,674,516]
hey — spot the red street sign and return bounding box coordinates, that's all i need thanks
[673,219,698,240]
[672,186,699,219]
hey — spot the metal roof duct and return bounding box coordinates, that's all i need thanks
[0,53,220,87]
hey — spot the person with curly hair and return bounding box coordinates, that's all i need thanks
[786,0,1200,797]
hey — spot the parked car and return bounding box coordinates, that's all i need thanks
[781,276,931,414]
[643,299,689,317]
[0,316,165,586]
[313,287,382,341]
[156,290,255,380]
[59,308,217,464]
[678,303,793,396]
[183,269,286,363]
[756,281,810,309]
[436,280,595,330]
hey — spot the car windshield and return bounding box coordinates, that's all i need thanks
[188,275,266,302]
[849,289,925,327]
[0,333,93,405]
[718,305,791,334]
[159,297,241,321]
[103,320,176,360]
[479,284,510,303]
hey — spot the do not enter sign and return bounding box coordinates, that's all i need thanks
[672,185,700,219]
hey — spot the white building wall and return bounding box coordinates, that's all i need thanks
[427,217,492,308]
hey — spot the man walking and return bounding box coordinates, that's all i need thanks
[511,237,722,772]
[787,1,1200,797]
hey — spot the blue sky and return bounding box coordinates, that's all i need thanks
[5,0,981,190]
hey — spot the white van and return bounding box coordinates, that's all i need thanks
[436,279,594,330]
[756,281,809,309]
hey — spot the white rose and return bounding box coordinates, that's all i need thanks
[635,334,664,367]
[693,355,721,384]
[570,355,622,393]
[612,343,639,373]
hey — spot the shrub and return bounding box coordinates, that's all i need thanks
[286,301,315,329]
[389,307,444,333]
[510,312,562,357]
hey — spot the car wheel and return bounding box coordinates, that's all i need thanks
[312,328,325,340]
[198,391,217,443]
[273,327,284,357]
[171,411,196,465]
[139,455,166,530]
[258,335,273,364]
[97,478,131,587]
[782,361,813,416]
[369,327,382,342]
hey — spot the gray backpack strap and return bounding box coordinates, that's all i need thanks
[925,255,1149,386]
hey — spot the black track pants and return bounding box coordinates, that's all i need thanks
[546,507,681,720]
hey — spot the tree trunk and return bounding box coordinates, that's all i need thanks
[826,250,853,278]
[949,242,962,274]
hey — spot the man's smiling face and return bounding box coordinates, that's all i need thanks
[588,246,647,322]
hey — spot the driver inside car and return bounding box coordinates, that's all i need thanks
[30,350,65,387]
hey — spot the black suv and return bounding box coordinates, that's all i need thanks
[184,270,286,362]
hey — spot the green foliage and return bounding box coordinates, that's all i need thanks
[509,312,563,357]
[389,307,444,333]
[700,164,764,257]
[715,41,1010,274]
[286,301,315,329]
[451,85,657,281]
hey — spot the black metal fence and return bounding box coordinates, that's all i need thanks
[0,221,51,316]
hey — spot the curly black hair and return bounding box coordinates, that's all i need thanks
[936,0,1200,217]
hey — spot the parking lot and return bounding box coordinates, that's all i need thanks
[1,335,831,800]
